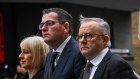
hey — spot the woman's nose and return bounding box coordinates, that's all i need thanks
[18,53,24,59]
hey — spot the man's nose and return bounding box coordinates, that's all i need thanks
[41,25,48,31]
[79,36,86,42]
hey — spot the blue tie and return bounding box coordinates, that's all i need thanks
[48,52,59,79]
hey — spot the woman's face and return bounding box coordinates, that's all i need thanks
[18,49,33,69]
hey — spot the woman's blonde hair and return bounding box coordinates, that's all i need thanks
[20,36,49,70]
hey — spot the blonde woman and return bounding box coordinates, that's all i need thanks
[19,36,49,79]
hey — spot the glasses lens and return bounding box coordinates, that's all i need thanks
[45,20,55,26]
[39,23,45,30]
[85,33,93,40]
[39,20,57,30]
[78,33,93,40]
[78,35,83,40]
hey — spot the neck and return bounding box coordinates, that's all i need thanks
[51,35,69,50]
[28,68,38,79]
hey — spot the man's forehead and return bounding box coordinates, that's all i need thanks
[43,12,58,17]
[42,14,57,22]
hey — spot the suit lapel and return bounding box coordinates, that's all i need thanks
[93,51,112,79]
[79,69,84,79]
[45,50,53,79]
[52,37,73,78]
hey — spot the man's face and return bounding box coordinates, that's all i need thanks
[40,12,65,46]
[78,21,104,60]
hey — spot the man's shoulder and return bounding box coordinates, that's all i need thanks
[107,53,129,66]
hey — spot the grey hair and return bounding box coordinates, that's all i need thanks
[79,15,111,47]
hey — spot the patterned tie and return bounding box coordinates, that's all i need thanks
[48,52,59,79]
[83,62,93,79]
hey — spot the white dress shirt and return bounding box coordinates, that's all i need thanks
[89,48,109,79]
[53,36,71,66]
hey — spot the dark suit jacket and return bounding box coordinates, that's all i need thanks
[22,68,44,79]
[44,37,86,79]
[80,50,137,79]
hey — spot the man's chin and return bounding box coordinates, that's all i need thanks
[44,38,50,42]
[81,51,88,55]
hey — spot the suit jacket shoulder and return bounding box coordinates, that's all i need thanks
[93,51,137,79]
[33,68,44,79]
[45,37,86,79]
[22,68,44,79]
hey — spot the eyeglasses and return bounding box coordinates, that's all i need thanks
[39,20,59,30]
[78,33,104,40]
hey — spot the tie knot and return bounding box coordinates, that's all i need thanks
[83,62,93,79]
[53,52,59,58]
[86,62,93,69]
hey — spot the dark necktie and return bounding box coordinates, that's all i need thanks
[83,62,93,79]
[48,52,59,79]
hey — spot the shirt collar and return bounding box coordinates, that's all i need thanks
[90,48,109,67]
[53,36,71,55]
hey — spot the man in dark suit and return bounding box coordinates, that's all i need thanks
[39,8,86,79]
[78,16,137,79]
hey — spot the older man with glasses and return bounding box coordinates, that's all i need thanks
[78,15,137,79]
